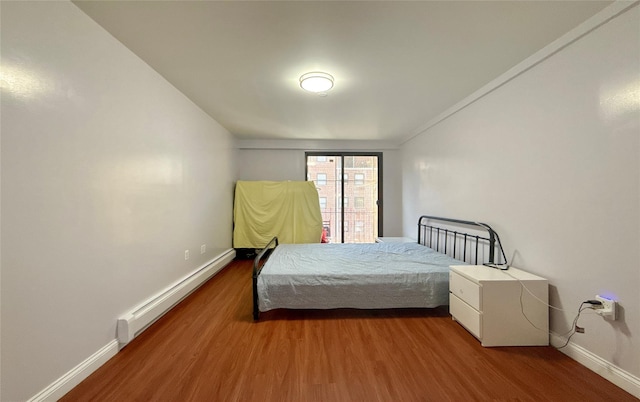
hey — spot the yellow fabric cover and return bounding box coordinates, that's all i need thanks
[233,181,323,248]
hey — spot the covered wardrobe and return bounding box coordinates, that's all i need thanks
[233,181,323,256]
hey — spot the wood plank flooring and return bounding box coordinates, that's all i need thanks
[61,259,637,401]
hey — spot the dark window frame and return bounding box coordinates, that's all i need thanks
[305,151,383,241]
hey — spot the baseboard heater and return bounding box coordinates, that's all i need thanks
[117,248,236,346]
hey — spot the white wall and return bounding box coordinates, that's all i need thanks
[402,3,639,381]
[237,140,403,236]
[0,2,235,400]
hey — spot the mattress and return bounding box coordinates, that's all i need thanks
[257,242,464,312]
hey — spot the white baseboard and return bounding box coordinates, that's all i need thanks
[27,340,119,402]
[551,334,640,398]
[28,249,235,401]
[117,248,236,345]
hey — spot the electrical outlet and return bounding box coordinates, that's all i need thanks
[201,244,206,254]
[595,295,616,320]
[184,250,190,260]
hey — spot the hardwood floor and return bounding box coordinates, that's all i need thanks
[62,259,637,401]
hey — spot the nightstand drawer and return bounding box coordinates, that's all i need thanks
[450,293,482,339]
[449,265,549,347]
[450,271,481,310]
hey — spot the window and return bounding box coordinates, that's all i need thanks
[355,221,364,232]
[319,197,327,209]
[305,152,382,243]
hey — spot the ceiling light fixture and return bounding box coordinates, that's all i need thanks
[299,72,334,94]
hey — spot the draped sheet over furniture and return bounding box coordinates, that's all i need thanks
[233,180,323,249]
[252,215,508,320]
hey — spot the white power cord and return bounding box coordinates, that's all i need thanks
[500,269,596,349]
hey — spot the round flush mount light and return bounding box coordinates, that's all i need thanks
[299,72,334,93]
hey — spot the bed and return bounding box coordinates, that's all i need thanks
[252,215,507,320]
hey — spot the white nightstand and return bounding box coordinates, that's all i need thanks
[449,265,549,347]
[375,237,415,243]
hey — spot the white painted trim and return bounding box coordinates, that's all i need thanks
[27,249,236,401]
[236,138,400,150]
[27,340,119,402]
[117,248,236,345]
[551,334,640,398]
[401,0,640,144]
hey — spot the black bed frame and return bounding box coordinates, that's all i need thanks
[417,215,507,267]
[252,215,507,321]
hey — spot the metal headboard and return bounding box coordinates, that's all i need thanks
[417,215,507,266]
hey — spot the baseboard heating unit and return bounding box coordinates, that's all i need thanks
[117,248,236,346]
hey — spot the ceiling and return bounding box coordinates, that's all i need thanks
[73,1,612,142]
